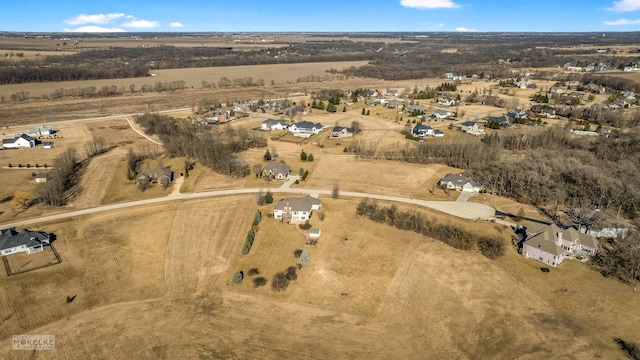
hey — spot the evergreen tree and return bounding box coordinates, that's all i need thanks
[362,108,366,115]
[300,150,307,161]
[265,191,273,204]
[342,105,346,112]
[263,149,271,161]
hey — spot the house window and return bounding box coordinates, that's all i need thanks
[539,257,543,261]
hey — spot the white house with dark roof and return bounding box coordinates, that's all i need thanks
[411,124,433,137]
[274,195,322,223]
[2,134,35,149]
[262,162,291,180]
[289,121,323,138]
[438,173,482,192]
[261,119,287,131]
[0,228,51,256]
[433,129,445,138]
[461,121,479,133]
[522,224,600,267]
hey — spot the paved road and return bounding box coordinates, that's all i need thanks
[0,187,496,229]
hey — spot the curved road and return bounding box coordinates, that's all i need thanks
[0,187,496,229]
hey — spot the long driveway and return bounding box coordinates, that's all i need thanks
[0,187,496,229]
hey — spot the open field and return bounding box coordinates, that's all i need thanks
[0,195,637,358]
[0,61,368,99]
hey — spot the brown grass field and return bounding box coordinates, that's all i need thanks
[0,195,637,359]
[0,61,368,99]
[1,42,639,358]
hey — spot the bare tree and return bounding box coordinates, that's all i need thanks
[332,183,340,199]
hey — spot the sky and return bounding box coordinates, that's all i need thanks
[0,0,639,32]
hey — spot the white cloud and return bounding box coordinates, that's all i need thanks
[438,23,444,27]
[455,27,477,32]
[400,0,460,9]
[65,13,125,25]
[170,22,184,28]
[122,19,159,28]
[604,18,640,25]
[64,26,126,33]
[609,0,640,12]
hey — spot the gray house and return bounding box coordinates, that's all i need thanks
[438,173,482,192]
[461,121,479,133]
[262,162,291,180]
[522,224,600,267]
[330,126,355,138]
[0,228,51,256]
[137,166,174,187]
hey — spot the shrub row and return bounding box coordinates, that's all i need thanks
[8,163,49,168]
[356,199,505,259]
[242,210,262,255]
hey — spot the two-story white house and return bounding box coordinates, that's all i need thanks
[274,195,322,223]
[2,134,36,149]
[411,124,434,137]
[289,121,323,138]
[261,119,288,131]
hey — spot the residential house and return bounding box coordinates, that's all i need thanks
[205,108,232,124]
[262,162,290,180]
[361,90,379,98]
[515,81,535,89]
[261,119,287,131]
[330,126,355,138]
[0,228,51,256]
[461,121,479,133]
[548,86,565,95]
[486,116,510,128]
[438,173,482,192]
[437,97,459,106]
[2,134,35,148]
[386,89,399,97]
[407,104,426,114]
[540,108,556,118]
[433,109,452,119]
[522,224,600,267]
[26,125,56,137]
[386,99,405,109]
[274,195,322,223]
[411,124,434,137]
[506,109,527,122]
[373,98,389,105]
[289,121,323,137]
[433,129,445,138]
[137,166,174,187]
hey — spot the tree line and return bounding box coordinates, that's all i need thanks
[356,199,505,259]
[135,113,266,177]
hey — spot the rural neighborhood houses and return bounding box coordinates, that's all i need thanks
[433,109,452,119]
[436,96,459,107]
[261,119,288,131]
[522,224,600,267]
[289,121,323,137]
[0,228,51,256]
[274,195,322,223]
[438,173,483,193]
[262,162,291,180]
[2,134,36,149]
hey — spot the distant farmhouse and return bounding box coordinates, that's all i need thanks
[438,174,482,193]
[289,121,323,138]
[522,224,600,267]
[274,195,322,223]
[0,228,51,256]
[2,134,36,149]
[461,121,479,133]
[262,162,291,180]
[261,119,288,131]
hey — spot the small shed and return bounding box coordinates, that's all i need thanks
[309,228,321,239]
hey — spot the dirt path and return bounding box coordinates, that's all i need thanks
[170,175,184,196]
[69,148,126,209]
[126,118,163,145]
